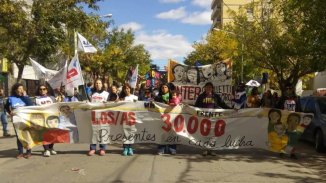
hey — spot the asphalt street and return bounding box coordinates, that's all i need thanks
[0,133,325,183]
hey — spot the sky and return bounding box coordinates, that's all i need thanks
[86,0,212,70]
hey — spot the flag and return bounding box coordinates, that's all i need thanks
[129,64,138,89]
[77,33,97,53]
[48,61,67,89]
[65,54,84,96]
[30,58,58,81]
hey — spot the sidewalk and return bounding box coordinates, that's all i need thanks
[0,135,325,183]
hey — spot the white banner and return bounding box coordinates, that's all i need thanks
[48,61,67,89]
[168,59,233,106]
[29,58,58,81]
[13,101,313,154]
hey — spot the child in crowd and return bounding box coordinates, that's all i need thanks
[169,90,181,106]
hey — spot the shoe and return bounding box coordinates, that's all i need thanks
[290,153,298,160]
[88,150,96,156]
[209,151,217,156]
[279,153,285,158]
[16,153,24,159]
[202,150,208,156]
[128,148,134,156]
[122,148,128,156]
[43,150,51,157]
[50,150,57,155]
[24,152,32,159]
[170,150,176,155]
[99,149,105,156]
[3,131,10,137]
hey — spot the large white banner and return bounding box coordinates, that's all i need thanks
[13,101,312,153]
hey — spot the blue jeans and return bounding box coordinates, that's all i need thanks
[90,144,106,150]
[43,144,54,150]
[1,112,8,133]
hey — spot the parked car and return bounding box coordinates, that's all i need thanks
[300,96,326,152]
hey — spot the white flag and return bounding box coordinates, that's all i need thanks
[65,54,84,95]
[48,61,67,89]
[30,58,58,81]
[129,64,138,89]
[77,33,97,53]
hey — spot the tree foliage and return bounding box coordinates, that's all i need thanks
[226,0,326,94]
[0,0,103,82]
[79,28,151,83]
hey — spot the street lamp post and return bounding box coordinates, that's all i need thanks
[213,28,244,83]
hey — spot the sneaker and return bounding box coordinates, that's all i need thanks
[16,153,24,159]
[202,150,208,156]
[279,153,285,158]
[50,149,57,155]
[128,148,134,156]
[24,152,32,159]
[122,148,128,156]
[209,151,217,156]
[88,150,96,156]
[43,150,51,157]
[99,149,105,156]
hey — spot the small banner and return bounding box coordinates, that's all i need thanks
[167,59,233,105]
[13,101,312,154]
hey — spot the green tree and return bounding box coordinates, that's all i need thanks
[226,0,326,95]
[0,0,104,82]
[80,28,152,83]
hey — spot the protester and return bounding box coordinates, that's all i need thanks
[169,90,181,106]
[233,83,247,109]
[0,89,10,137]
[55,86,65,102]
[5,83,33,159]
[195,82,231,156]
[119,83,138,156]
[88,79,109,156]
[154,83,177,155]
[35,84,57,157]
[246,87,261,108]
[64,88,80,102]
[272,92,279,107]
[108,85,119,101]
[277,85,301,112]
[85,82,93,101]
[261,90,274,108]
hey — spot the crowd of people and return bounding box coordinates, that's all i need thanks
[0,79,303,159]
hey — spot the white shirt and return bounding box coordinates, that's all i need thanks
[91,91,109,103]
[124,95,138,102]
[35,96,54,106]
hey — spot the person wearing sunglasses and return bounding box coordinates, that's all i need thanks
[35,84,57,157]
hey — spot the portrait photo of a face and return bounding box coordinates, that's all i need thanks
[187,68,198,84]
[46,115,60,128]
[59,105,72,117]
[172,65,186,82]
[201,65,214,80]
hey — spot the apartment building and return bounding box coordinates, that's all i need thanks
[211,0,270,29]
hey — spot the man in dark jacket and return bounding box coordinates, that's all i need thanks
[195,82,230,109]
[195,82,230,156]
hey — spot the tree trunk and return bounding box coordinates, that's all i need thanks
[16,64,25,83]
